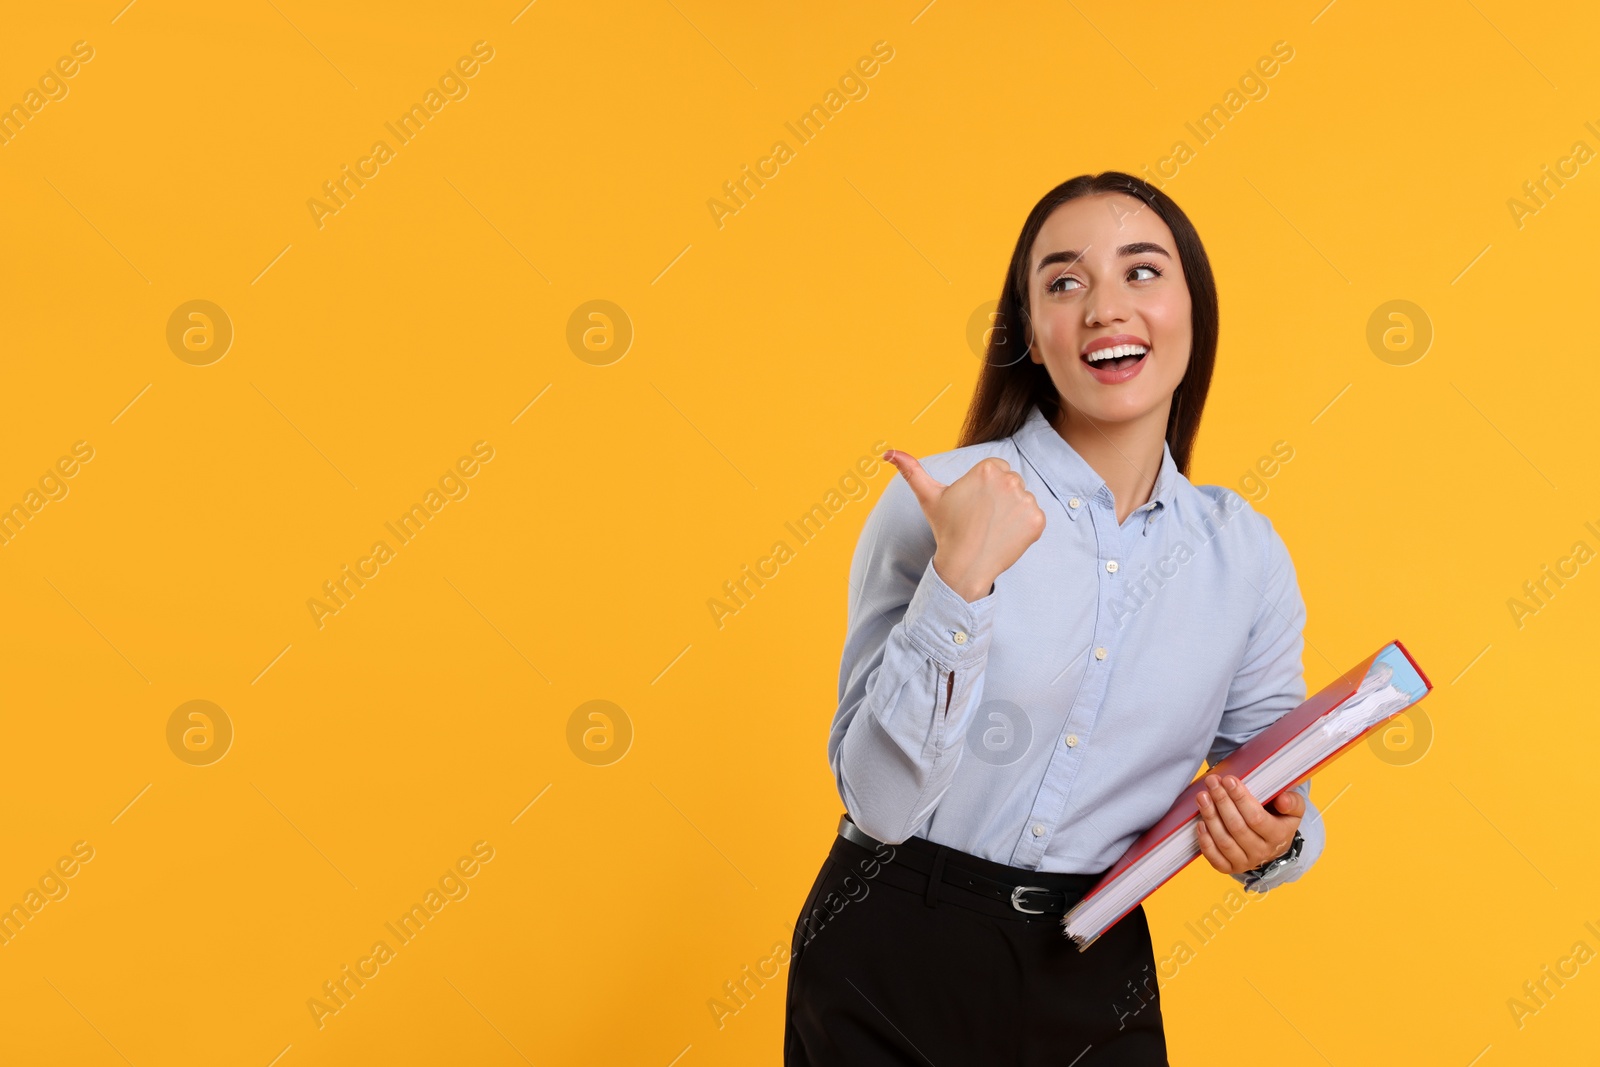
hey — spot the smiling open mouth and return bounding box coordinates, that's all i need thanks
[1081,344,1148,374]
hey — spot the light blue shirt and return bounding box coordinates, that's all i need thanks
[828,401,1323,894]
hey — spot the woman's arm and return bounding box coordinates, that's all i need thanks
[826,471,1000,845]
[1200,512,1325,893]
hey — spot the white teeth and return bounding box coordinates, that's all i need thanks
[1085,344,1149,362]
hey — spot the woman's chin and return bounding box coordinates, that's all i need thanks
[1060,394,1169,427]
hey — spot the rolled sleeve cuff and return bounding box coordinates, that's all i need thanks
[900,558,998,670]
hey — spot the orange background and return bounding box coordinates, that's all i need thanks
[1,1,1597,1063]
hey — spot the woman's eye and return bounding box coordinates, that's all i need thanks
[1046,263,1164,294]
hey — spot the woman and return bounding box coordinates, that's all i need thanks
[783,171,1322,1065]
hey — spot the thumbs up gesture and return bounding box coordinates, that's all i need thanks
[882,450,1046,603]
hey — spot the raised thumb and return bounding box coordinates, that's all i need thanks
[883,449,944,509]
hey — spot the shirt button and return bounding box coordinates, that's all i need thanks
[952,631,967,644]
[1068,497,1080,509]
[1032,823,1045,837]
[1066,734,1079,747]
[1094,647,1107,660]
[1105,560,1119,573]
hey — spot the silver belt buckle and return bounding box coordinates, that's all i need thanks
[1010,885,1049,914]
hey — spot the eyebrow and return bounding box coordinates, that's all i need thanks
[1035,242,1172,274]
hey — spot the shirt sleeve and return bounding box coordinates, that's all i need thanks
[827,470,1000,845]
[1205,510,1324,894]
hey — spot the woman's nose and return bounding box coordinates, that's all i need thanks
[1086,299,1129,326]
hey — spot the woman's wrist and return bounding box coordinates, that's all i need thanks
[1242,829,1304,883]
[931,553,995,603]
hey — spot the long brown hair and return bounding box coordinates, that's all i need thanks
[956,171,1219,477]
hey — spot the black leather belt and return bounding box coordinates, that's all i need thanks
[836,814,1093,915]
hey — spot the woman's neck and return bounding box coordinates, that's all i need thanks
[1052,402,1170,525]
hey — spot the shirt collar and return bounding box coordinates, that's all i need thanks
[1010,402,1181,530]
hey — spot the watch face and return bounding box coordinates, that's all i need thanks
[1249,833,1303,879]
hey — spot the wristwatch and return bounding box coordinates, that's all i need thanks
[1241,829,1304,888]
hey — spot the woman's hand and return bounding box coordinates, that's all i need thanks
[883,450,1046,603]
[1194,773,1304,875]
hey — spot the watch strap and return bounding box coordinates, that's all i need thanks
[1242,828,1304,886]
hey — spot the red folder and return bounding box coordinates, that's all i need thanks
[1062,639,1433,949]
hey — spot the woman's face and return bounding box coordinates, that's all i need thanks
[1025,193,1192,432]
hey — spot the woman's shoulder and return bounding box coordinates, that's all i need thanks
[868,437,1021,532]
[910,437,1022,484]
[1187,480,1251,514]
[1183,480,1295,564]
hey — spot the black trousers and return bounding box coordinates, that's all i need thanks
[784,828,1168,1066]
